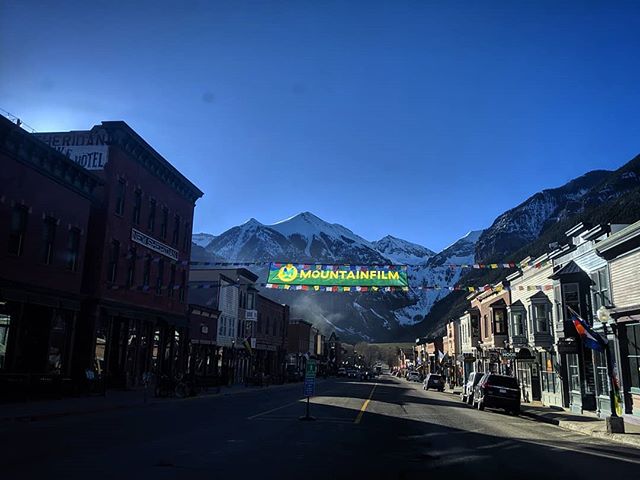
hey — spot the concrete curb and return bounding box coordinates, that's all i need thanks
[521,409,640,449]
[519,410,560,426]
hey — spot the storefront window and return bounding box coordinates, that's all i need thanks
[594,350,610,396]
[0,314,11,369]
[626,323,640,391]
[568,353,581,392]
[540,352,557,394]
[94,322,108,377]
[47,313,68,374]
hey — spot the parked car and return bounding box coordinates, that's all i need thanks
[347,369,358,378]
[473,374,521,415]
[461,372,484,404]
[423,373,444,391]
[337,367,346,377]
[285,365,303,382]
[407,371,421,382]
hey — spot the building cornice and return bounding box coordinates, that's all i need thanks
[99,121,204,204]
[0,117,103,202]
[596,220,640,260]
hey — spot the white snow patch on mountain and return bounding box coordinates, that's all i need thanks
[192,233,216,248]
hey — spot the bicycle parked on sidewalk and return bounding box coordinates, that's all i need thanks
[154,372,199,398]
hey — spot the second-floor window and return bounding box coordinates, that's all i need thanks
[179,270,186,302]
[493,308,507,335]
[168,264,176,297]
[126,247,137,288]
[156,259,164,295]
[42,217,57,265]
[172,215,180,246]
[108,240,120,283]
[115,179,126,215]
[67,228,80,271]
[132,189,142,225]
[591,268,611,313]
[182,221,190,251]
[511,309,525,336]
[148,199,156,232]
[142,255,151,287]
[160,207,168,239]
[8,205,28,256]
[533,303,549,333]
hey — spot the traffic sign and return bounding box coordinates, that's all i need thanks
[305,359,317,379]
[303,377,315,396]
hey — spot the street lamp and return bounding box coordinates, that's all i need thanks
[596,305,625,433]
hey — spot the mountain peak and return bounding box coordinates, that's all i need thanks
[241,217,263,227]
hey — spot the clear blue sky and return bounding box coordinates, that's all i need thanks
[2,1,639,251]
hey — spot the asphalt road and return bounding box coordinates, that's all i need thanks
[2,375,640,480]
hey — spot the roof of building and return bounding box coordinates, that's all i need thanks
[0,116,103,201]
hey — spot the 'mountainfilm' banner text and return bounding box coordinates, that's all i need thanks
[267,263,408,287]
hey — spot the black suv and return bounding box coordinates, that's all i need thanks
[473,374,520,415]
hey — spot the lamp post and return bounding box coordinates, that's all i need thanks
[596,306,625,433]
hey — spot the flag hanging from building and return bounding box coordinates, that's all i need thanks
[266,263,409,288]
[570,311,607,351]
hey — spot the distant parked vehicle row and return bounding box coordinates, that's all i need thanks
[423,373,444,392]
[461,373,520,415]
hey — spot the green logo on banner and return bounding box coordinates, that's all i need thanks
[267,263,408,287]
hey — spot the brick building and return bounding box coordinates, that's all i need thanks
[0,116,102,396]
[35,121,203,389]
[255,293,288,382]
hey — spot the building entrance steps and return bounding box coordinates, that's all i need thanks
[520,403,640,449]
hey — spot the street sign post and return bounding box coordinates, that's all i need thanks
[300,359,317,421]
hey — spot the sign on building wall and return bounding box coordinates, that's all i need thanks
[131,228,179,261]
[245,310,258,322]
[267,263,409,288]
[35,131,110,170]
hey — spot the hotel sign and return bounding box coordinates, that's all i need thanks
[35,131,110,170]
[131,228,179,261]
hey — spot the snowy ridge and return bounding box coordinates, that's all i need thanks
[195,211,483,339]
[192,233,216,248]
[372,235,435,265]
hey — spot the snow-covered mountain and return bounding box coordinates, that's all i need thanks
[372,235,435,265]
[194,212,480,342]
[392,230,484,326]
[192,233,216,248]
[475,171,610,261]
[203,212,390,265]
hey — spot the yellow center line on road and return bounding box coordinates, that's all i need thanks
[247,386,341,420]
[354,383,377,424]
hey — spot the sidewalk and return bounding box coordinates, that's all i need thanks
[520,402,640,449]
[0,380,311,423]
